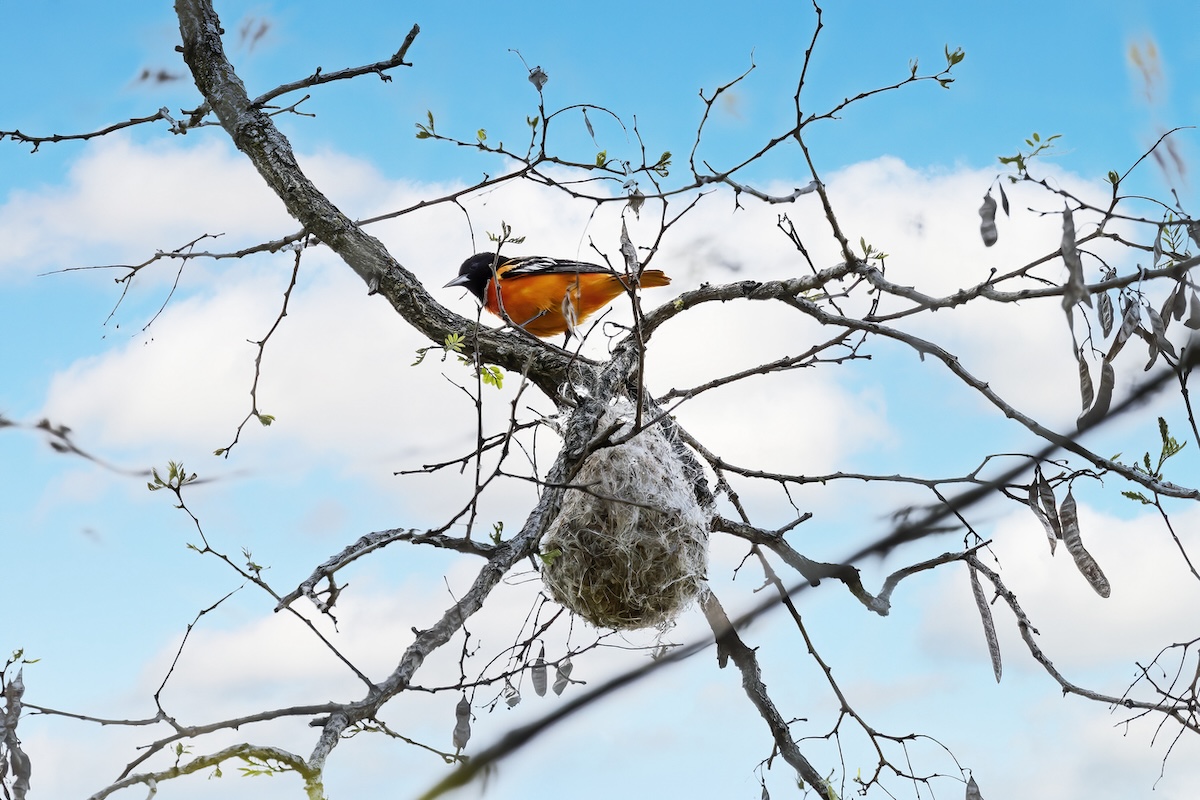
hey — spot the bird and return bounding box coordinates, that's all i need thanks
[444,252,671,339]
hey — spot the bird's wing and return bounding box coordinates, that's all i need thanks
[498,256,614,278]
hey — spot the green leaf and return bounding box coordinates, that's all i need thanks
[1154,417,1186,464]
[595,149,608,167]
[257,414,275,427]
[415,110,436,139]
[480,365,504,389]
[653,150,672,177]
[476,128,487,143]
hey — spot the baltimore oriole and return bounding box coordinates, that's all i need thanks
[444,253,671,339]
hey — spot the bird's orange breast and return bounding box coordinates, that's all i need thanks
[486,270,669,338]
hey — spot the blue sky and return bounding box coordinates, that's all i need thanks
[3,2,1200,799]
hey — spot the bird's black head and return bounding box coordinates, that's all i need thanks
[444,252,498,301]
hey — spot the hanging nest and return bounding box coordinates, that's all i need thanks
[541,402,709,630]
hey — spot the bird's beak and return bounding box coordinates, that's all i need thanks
[444,274,471,289]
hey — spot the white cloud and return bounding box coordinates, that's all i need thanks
[965,691,1200,800]
[918,501,1200,676]
[0,136,293,279]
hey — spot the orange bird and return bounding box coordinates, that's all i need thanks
[445,253,671,339]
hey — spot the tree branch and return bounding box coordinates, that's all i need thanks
[173,0,574,397]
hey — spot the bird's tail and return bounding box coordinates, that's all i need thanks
[622,269,670,289]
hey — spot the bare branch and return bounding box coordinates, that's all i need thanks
[1,108,185,151]
[701,589,827,789]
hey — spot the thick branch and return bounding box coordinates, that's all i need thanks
[701,590,826,789]
[173,0,574,396]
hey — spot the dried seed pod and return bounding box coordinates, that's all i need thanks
[1036,469,1061,539]
[1077,360,1114,431]
[1165,281,1187,321]
[1027,481,1058,555]
[1061,204,1091,308]
[1077,353,1094,412]
[979,193,998,247]
[1185,290,1200,330]
[1117,298,1141,345]
[1148,305,1166,341]
[452,696,472,749]
[1098,292,1114,337]
[553,658,574,696]
[1060,490,1111,598]
[969,563,1002,682]
[531,645,547,697]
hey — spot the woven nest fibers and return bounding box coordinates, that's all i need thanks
[541,406,709,630]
